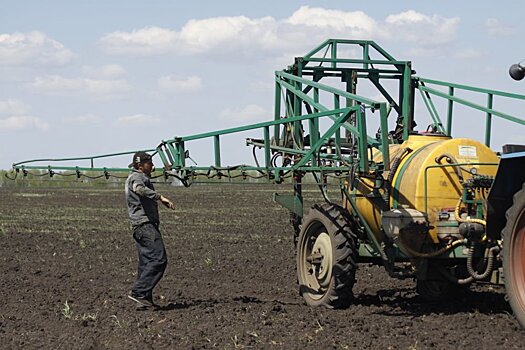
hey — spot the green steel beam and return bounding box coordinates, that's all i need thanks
[12,149,156,167]
[293,109,353,168]
[214,135,221,167]
[417,84,446,133]
[264,126,271,168]
[276,71,381,107]
[17,165,132,172]
[357,106,369,173]
[418,85,525,126]
[172,108,352,142]
[379,103,390,171]
[417,77,525,100]
[276,77,379,148]
[304,57,409,66]
[303,66,404,76]
[447,86,454,136]
[342,186,388,262]
[401,62,413,140]
[485,94,493,147]
[331,41,337,69]
[274,81,282,145]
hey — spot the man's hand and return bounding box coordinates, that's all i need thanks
[159,195,175,210]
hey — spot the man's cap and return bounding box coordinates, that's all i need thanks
[129,151,153,168]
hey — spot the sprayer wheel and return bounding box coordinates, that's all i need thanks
[503,182,525,328]
[296,203,358,308]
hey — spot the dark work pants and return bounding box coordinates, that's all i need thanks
[131,223,167,298]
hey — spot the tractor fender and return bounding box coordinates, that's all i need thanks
[487,150,525,239]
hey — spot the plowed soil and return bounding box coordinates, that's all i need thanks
[1,184,524,349]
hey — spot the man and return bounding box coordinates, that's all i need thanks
[125,151,175,309]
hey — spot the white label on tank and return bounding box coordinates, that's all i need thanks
[458,145,477,158]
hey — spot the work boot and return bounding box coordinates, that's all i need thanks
[144,291,161,307]
[128,293,154,310]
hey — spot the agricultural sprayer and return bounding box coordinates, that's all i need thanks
[10,39,525,327]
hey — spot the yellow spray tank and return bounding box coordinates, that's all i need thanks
[348,134,499,257]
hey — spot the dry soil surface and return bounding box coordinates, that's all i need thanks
[1,184,524,349]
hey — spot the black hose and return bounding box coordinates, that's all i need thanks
[165,172,190,187]
[384,147,411,207]
[435,264,475,285]
[466,245,500,280]
[435,245,499,285]
[4,170,18,180]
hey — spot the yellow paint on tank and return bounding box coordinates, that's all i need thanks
[347,135,499,245]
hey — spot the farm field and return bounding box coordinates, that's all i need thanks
[1,183,525,349]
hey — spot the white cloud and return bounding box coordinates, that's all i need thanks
[97,7,459,58]
[0,31,75,66]
[158,75,202,92]
[405,47,439,58]
[0,99,48,131]
[386,10,429,25]
[28,75,131,98]
[116,114,161,126]
[385,10,459,45]
[485,18,515,37]
[98,26,179,55]
[62,114,101,125]
[0,116,49,131]
[0,98,30,116]
[219,104,269,122]
[286,6,382,36]
[81,64,127,79]
[455,48,483,60]
[178,16,281,53]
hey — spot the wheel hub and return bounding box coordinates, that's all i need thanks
[309,232,333,288]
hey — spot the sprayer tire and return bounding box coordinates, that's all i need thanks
[296,203,357,308]
[503,182,525,328]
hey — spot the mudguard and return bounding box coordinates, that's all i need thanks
[487,149,525,239]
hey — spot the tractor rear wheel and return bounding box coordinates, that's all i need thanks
[503,183,525,328]
[296,203,358,308]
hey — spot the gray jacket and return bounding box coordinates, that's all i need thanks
[125,169,161,228]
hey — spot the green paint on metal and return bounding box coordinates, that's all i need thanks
[485,93,493,147]
[379,103,390,170]
[447,86,454,136]
[416,81,525,126]
[273,193,303,217]
[417,82,445,133]
[214,135,221,167]
[417,77,525,100]
[342,186,388,262]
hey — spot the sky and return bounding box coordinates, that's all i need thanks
[1,1,524,170]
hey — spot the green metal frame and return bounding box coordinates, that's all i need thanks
[13,40,525,171]
[14,39,412,178]
[415,77,525,147]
